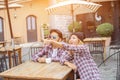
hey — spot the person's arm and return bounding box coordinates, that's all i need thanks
[59,50,73,64]
[62,43,86,53]
[37,57,46,63]
[46,39,86,53]
[64,61,77,71]
[32,45,49,62]
[44,39,63,48]
[50,49,67,62]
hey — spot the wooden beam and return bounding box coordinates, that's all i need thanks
[4,0,13,38]
[88,0,117,2]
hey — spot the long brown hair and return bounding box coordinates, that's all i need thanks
[50,29,63,40]
[70,32,85,41]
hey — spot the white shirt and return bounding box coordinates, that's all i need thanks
[52,48,58,57]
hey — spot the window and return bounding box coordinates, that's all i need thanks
[26,15,36,30]
[0,17,3,32]
[0,17,4,41]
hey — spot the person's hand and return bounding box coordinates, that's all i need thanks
[64,61,77,72]
[43,39,52,45]
[52,40,63,48]
[43,39,50,45]
[43,39,63,48]
[38,57,46,63]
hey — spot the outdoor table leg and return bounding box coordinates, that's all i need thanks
[3,77,9,80]
[18,48,22,64]
[68,70,74,80]
[103,46,106,60]
[63,70,74,80]
[7,48,22,68]
[8,51,12,68]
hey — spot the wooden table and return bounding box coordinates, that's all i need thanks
[83,37,111,60]
[0,46,22,68]
[0,61,74,80]
[0,41,6,47]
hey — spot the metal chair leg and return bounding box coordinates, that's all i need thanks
[3,55,8,70]
[0,58,3,72]
[1,55,8,71]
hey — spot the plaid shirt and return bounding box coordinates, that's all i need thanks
[62,43,101,80]
[32,44,72,64]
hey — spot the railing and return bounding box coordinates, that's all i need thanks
[29,46,43,60]
[116,51,120,80]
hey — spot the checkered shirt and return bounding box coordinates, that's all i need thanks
[62,43,101,80]
[32,44,72,64]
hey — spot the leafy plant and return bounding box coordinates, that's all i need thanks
[96,23,114,37]
[42,24,48,28]
[68,21,82,32]
[41,24,50,36]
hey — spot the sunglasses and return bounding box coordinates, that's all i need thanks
[49,35,58,39]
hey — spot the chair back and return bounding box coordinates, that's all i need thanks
[88,41,104,55]
[29,46,43,60]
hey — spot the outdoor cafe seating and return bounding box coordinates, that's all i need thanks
[83,37,111,66]
[0,41,8,72]
[0,41,22,72]
[87,40,104,63]
[0,52,8,72]
[29,46,43,60]
[109,40,120,56]
[0,42,74,80]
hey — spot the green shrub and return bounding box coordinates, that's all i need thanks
[68,21,82,32]
[96,23,114,37]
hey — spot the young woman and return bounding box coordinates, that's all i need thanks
[44,32,101,80]
[32,29,72,64]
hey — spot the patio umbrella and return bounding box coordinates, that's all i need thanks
[0,3,23,9]
[46,0,102,32]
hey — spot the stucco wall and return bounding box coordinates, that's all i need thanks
[0,0,50,43]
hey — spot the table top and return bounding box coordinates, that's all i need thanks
[0,41,6,47]
[83,37,108,42]
[0,46,21,52]
[0,61,72,80]
[0,41,6,43]
[83,37,111,46]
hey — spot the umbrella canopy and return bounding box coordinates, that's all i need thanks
[0,3,23,9]
[46,0,102,15]
[88,0,116,2]
[46,0,102,32]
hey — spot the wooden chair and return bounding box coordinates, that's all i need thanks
[116,51,120,80]
[29,46,43,60]
[0,54,8,72]
[88,41,104,62]
[109,40,120,57]
[0,42,8,72]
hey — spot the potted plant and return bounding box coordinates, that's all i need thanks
[41,24,50,39]
[96,23,114,37]
[68,21,82,32]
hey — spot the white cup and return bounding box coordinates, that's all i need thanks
[45,58,52,64]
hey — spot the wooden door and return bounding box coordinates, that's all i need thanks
[26,15,37,42]
[0,17,4,41]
